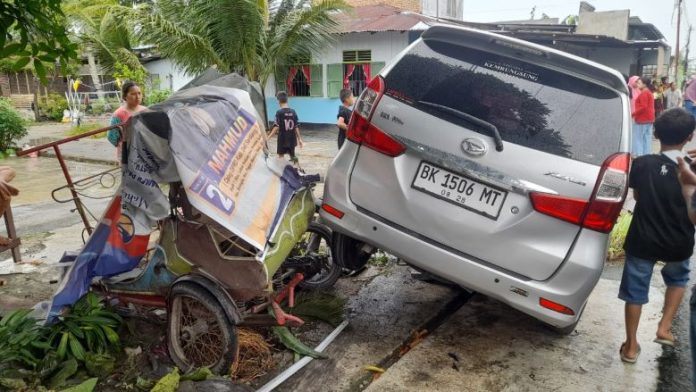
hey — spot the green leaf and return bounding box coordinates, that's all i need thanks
[150,367,179,392]
[59,377,98,392]
[68,333,86,361]
[12,56,31,71]
[181,367,213,382]
[48,359,78,390]
[0,378,27,390]
[34,59,47,83]
[38,54,57,63]
[30,340,52,351]
[100,325,119,346]
[64,320,85,339]
[0,43,23,58]
[57,332,69,359]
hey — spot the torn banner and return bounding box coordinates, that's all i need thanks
[123,85,301,252]
[48,196,150,319]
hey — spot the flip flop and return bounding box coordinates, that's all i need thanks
[620,343,641,364]
[653,338,675,347]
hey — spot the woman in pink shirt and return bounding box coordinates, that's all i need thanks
[628,75,641,112]
[107,81,147,154]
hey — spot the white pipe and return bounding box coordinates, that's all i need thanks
[256,320,349,392]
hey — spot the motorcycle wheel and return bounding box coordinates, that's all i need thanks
[295,222,341,290]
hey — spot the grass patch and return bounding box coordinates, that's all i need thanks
[368,250,392,268]
[66,122,108,139]
[607,212,632,261]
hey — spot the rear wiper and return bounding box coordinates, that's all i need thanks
[417,100,504,152]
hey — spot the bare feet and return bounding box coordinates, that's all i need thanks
[0,236,13,247]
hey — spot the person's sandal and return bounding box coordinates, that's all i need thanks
[653,337,675,347]
[620,343,641,364]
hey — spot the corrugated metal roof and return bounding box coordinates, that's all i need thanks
[336,5,437,33]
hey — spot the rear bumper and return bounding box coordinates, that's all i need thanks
[321,143,606,328]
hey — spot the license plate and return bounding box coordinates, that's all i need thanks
[411,162,508,220]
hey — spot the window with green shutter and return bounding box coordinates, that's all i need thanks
[327,63,343,98]
[309,64,323,97]
[371,61,386,75]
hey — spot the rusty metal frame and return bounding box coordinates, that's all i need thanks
[17,123,124,235]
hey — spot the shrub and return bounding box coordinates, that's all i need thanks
[90,100,106,116]
[146,89,172,106]
[67,122,107,139]
[0,98,28,151]
[38,94,68,121]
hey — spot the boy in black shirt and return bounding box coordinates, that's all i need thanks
[336,88,354,149]
[619,108,696,363]
[268,91,303,160]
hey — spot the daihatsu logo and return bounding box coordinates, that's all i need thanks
[461,138,487,157]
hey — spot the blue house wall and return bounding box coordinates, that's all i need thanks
[266,97,342,124]
[264,31,414,125]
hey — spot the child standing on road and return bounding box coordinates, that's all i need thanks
[336,88,354,149]
[267,91,303,161]
[619,108,696,364]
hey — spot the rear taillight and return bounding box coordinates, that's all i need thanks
[539,298,575,315]
[530,153,630,233]
[347,77,406,157]
[321,203,345,219]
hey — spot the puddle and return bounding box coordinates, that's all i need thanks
[5,156,118,205]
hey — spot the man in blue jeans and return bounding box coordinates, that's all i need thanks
[685,76,696,119]
[619,108,695,364]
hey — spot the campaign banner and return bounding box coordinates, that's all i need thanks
[180,106,291,250]
[47,195,150,321]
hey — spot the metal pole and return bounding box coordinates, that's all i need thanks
[53,145,94,235]
[684,26,693,84]
[675,0,683,78]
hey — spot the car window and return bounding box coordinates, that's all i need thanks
[384,40,624,165]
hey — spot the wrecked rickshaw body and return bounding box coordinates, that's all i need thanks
[33,76,339,374]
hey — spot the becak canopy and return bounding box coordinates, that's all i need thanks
[121,83,301,253]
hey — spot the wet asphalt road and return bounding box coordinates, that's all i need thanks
[604,261,694,391]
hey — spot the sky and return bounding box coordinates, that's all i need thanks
[461,0,696,59]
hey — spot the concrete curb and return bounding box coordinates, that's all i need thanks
[38,151,118,166]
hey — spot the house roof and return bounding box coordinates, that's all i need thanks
[335,5,437,33]
[446,20,668,49]
[628,16,665,41]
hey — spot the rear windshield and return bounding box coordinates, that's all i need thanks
[384,40,624,165]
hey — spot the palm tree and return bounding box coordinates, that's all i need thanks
[126,0,348,89]
[63,0,144,96]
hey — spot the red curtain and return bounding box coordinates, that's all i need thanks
[286,66,298,96]
[301,65,311,86]
[362,63,372,84]
[343,64,355,89]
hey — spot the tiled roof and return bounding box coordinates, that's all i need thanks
[335,4,436,33]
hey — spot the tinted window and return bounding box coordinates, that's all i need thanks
[384,41,624,165]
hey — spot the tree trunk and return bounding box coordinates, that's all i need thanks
[86,46,104,99]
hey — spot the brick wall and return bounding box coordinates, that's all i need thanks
[345,0,422,12]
